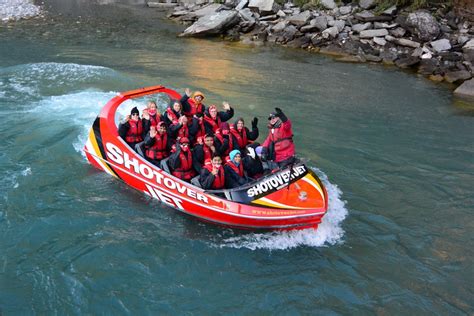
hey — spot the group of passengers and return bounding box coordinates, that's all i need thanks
[118,88,295,191]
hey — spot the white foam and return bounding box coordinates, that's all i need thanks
[21,167,31,176]
[217,168,349,250]
[0,62,116,100]
[0,0,42,22]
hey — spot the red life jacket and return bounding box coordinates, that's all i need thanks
[183,99,203,120]
[145,133,169,161]
[194,120,206,143]
[265,120,295,163]
[166,107,180,124]
[229,125,248,149]
[172,150,196,181]
[149,113,161,127]
[176,123,189,140]
[203,164,225,189]
[202,145,213,163]
[125,120,143,143]
[204,114,221,133]
[226,161,244,177]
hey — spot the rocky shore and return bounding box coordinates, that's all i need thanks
[157,0,474,98]
[0,0,42,22]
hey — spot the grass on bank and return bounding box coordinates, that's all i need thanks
[284,0,453,11]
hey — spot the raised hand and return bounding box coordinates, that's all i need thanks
[275,107,283,116]
[185,88,191,97]
[251,117,258,128]
[142,109,150,120]
[150,126,157,138]
[211,167,219,176]
[222,101,231,111]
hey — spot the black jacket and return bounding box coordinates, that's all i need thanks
[224,163,247,189]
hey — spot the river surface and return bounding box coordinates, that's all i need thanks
[0,1,473,314]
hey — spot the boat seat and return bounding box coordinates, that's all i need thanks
[134,141,146,157]
[190,175,201,188]
[160,157,171,173]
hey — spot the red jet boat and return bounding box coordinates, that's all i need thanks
[83,85,328,230]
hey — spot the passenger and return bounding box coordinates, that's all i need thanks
[163,100,183,125]
[181,88,206,120]
[142,101,161,135]
[214,123,230,157]
[228,117,259,152]
[199,155,226,190]
[192,133,226,173]
[224,149,248,189]
[143,122,172,166]
[118,106,145,150]
[203,102,234,135]
[189,113,206,145]
[169,115,199,144]
[168,137,196,182]
[262,107,295,169]
[243,145,264,179]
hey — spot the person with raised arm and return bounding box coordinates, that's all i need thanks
[228,117,259,152]
[199,155,226,190]
[261,107,295,169]
[142,101,161,135]
[168,137,196,182]
[143,122,172,166]
[118,107,145,150]
[180,88,206,120]
[203,101,234,135]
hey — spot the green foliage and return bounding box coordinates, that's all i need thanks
[284,0,451,10]
[373,0,452,10]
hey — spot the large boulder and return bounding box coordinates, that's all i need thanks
[430,39,451,52]
[454,79,474,98]
[359,0,375,10]
[287,10,312,26]
[322,26,339,39]
[248,0,277,13]
[312,16,328,31]
[444,70,472,83]
[352,22,372,32]
[405,10,440,42]
[385,35,420,48]
[193,3,222,17]
[359,28,388,38]
[395,55,421,68]
[181,10,240,36]
[320,0,336,10]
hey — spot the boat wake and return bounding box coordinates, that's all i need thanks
[216,169,348,250]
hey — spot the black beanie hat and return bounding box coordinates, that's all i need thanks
[131,107,139,116]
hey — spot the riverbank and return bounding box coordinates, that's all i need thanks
[160,0,474,98]
[0,0,43,22]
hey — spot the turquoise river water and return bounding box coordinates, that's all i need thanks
[0,2,473,314]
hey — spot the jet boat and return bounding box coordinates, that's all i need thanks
[83,85,328,230]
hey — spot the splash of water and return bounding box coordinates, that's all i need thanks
[0,62,118,102]
[0,0,42,22]
[217,168,348,250]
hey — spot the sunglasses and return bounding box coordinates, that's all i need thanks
[268,115,276,120]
